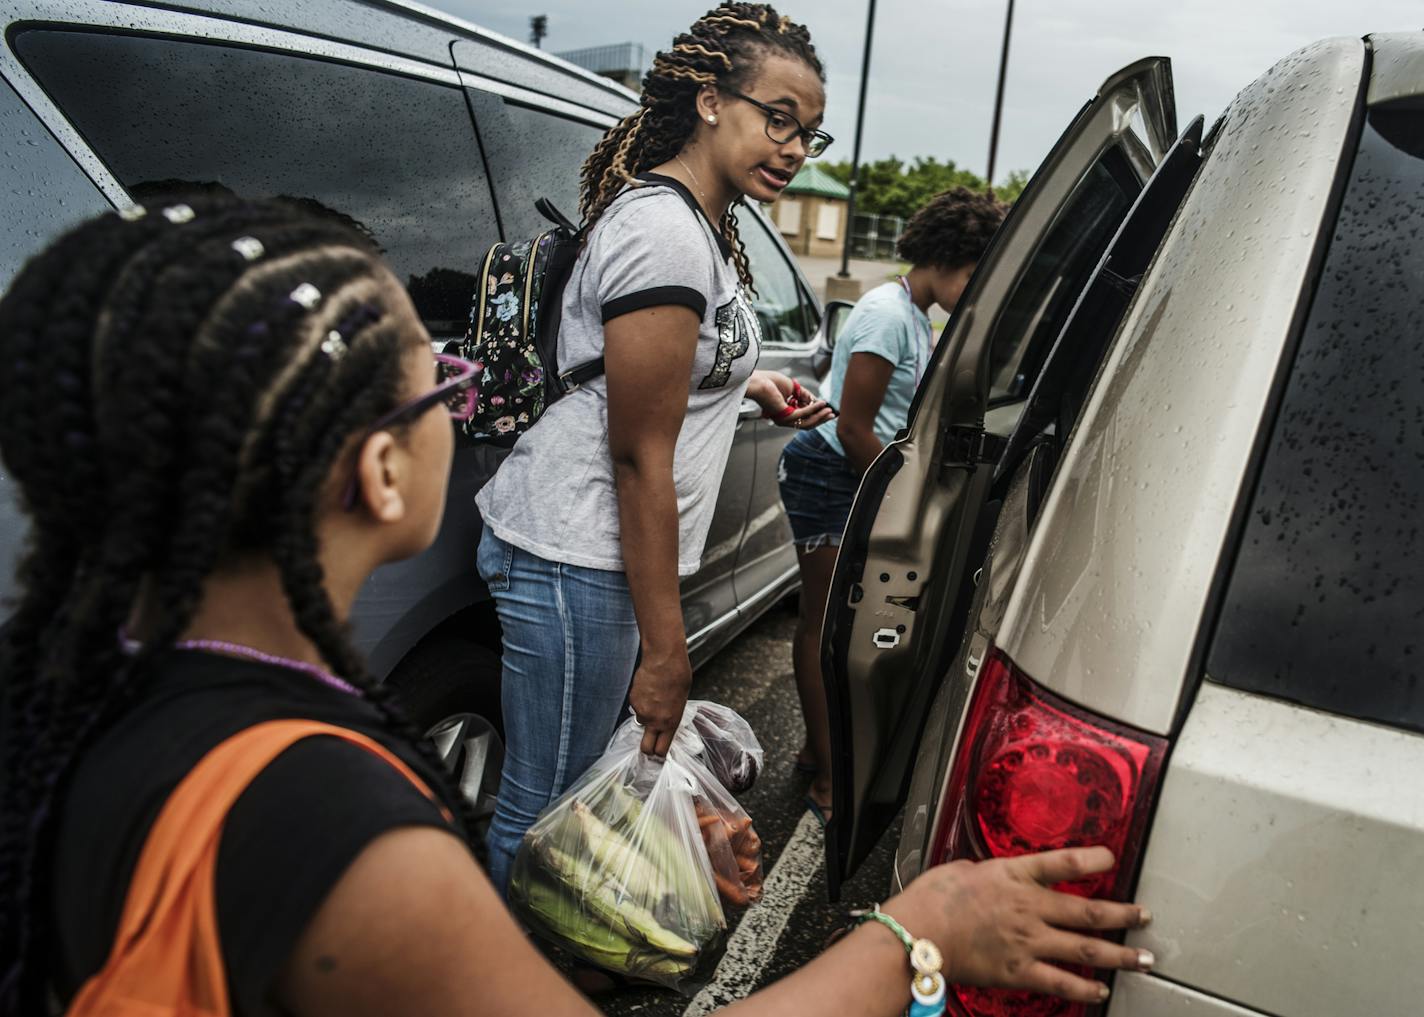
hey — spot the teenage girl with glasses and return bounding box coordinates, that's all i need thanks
[472,1,840,897]
[0,193,1153,1015]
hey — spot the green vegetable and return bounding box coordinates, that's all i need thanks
[533,829,699,958]
[517,873,663,974]
[514,871,697,982]
[508,774,729,989]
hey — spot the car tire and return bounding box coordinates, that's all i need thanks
[386,633,504,835]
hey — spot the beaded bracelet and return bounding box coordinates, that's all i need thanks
[853,904,947,1017]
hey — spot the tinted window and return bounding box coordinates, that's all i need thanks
[0,79,110,610]
[0,77,108,290]
[988,154,1138,400]
[16,30,498,335]
[734,206,815,345]
[473,95,607,238]
[1209,107,1424,735]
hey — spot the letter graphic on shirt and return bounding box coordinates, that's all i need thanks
[699,290,759,390]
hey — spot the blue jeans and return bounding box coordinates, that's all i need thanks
[476,529,640,893]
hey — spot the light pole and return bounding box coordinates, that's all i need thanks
[985,0,1015,188]
[838,0,878,279]
[529,14,548,49]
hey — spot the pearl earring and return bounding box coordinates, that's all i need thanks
[708,115,718,124]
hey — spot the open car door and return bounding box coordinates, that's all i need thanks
[823,57,1177,895]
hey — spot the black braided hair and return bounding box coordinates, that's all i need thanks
[0,195,481,1012]
[579,2,824,291]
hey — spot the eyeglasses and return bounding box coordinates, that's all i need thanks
[340,352,478,511]
[723,90,834,158]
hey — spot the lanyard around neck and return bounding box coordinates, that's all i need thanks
[898,276,932,386]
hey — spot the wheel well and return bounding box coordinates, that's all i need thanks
[384,602,504,736]
[429,598,503,655]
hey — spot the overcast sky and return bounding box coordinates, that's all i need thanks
[432,0,1420,183]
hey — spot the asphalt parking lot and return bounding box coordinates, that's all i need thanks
[542,602,903,1016]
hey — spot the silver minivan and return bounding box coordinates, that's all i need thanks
[0,0,840,817]
[823,32,1424,1017]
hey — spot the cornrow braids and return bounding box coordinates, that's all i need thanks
[577,2,823,290]
[1,213,371,1008]
[0,195,478,1011]
[0,208,183,994]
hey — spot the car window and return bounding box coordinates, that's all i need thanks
[14,29,499,337]
[471,94,608,239]
[0,77,108,291]
[0,79,112,611]
[1208,105,1424,736]
[733,206,815,345]
[987,152,1139,401]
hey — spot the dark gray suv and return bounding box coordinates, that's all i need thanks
[0,0,839,819]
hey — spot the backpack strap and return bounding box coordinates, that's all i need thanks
[66,720,451,1017]
[557,356,606,390]
[545,182,709,396]
[535,197,580,235]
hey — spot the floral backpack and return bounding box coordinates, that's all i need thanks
[460,199,604,445]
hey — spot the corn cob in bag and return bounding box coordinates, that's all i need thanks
[507,701,764,993]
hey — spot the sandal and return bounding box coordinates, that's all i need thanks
[804,794,833,829]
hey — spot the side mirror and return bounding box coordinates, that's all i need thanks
[822,300,855,350]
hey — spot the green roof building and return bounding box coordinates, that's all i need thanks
[783,163,850,200]
[768,164,850,258]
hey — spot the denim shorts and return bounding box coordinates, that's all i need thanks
[777,429,858,552]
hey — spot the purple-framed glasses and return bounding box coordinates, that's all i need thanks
[340,352,479,511]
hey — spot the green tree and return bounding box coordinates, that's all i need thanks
[822,156,1029,211]
[995,169,1029,203]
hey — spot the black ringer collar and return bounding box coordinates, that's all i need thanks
[635,172,735,262]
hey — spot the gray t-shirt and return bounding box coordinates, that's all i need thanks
[475,175,762,576]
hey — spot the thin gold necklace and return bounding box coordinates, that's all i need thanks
[675,154,718,220]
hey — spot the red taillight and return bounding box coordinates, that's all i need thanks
[929,647,1167,1017]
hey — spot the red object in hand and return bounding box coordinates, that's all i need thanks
[766,403,798,422]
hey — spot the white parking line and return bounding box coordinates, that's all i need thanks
[682,810,824,1016]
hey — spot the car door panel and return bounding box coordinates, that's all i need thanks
[681,413,755,662]
[823,57,1176,892]
[733,355,823,618]
[727,208,826,621]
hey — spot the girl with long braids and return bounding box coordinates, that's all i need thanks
[474,0,837,896]
[0,194,1154,1014]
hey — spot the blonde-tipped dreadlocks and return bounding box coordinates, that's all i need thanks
[578,2,823,292]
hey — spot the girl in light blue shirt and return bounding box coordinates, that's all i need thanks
[777,186,1007,823]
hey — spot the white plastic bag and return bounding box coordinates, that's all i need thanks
[686,700,764,794]
[507,701,764,992]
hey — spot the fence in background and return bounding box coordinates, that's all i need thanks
[848,211,904,260]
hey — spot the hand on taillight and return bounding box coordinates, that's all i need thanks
[882,846,1154,1010]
